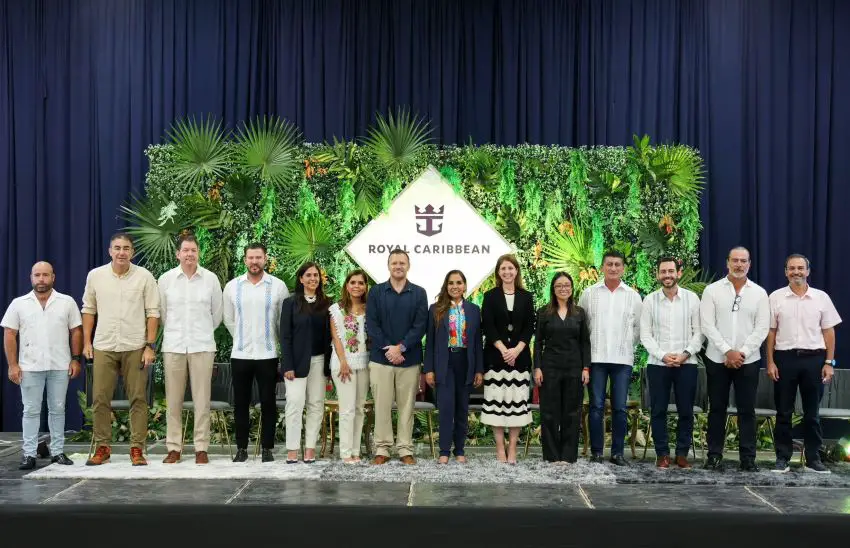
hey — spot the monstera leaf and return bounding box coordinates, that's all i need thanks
[164,115,231,192]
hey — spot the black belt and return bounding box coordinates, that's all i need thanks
[778,349,825,356]
[449,347,467,353]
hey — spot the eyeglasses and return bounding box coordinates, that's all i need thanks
[554,285,572,290]
[732,294,742,312]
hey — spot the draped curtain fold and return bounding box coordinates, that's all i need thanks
[1,0,848,430]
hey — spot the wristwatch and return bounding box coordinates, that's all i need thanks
[398,343,407,353]
[682,351,692,359]
[71,355,83,362]
[146,342,158,351]
[825,359,836,366]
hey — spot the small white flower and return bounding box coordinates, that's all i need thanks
[158,202,178,226]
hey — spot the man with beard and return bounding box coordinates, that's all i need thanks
[700,246,769,472]
[639,257,704,469]
[766,254,841,474]
[223,243,288,462]
[2,262,83,469]
[83,233,160,466]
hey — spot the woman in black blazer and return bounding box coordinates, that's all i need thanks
[533,272,590,464]
[480,254,536,464]
[425,270,484,464]
[280,262,331,464]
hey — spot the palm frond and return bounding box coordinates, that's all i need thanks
[165,115,231,191]
[679,266,716,298]
[637,225,669,257]
[277,217,336,270]
[353,172,382,221]
[460,146,501,191]
[223,172,259,208]
[182,192,232,230]
[648,146,704,200]
[234,115,303,191]
[542,220,597,278]
[496,207,527,242]
[119,195,186,267]
[363,107,432,174]
[203,241,233,289]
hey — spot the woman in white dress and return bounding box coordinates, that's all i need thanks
[329,270,370,464]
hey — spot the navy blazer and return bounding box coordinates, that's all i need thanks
[424,301,484,385]
[280,296,332,378]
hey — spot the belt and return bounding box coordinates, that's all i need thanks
[449,347,467,353]
[779,348,825,356]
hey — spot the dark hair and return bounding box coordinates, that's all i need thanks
[177,232,199,250]
[109,232,134,247]
[434,270,467,325]
[494,254,524,289]
[784,253,810,270]
[602,249,626,265]
[244,242,267,256]
[656,256,680,270]
[294,262,330,313]
[546,272,576,317]
[339,270,369,314]
[727,246,750,260]
[387,248,410,264]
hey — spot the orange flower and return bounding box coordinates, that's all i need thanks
[321,268,329,286]
[304,159,315,179]
[533,241,543,261]
[268,257,278,274]
[659,214,675,235]
[558,221,575,237]
[208,187,221,202]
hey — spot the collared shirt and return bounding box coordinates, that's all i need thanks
[1,290,82,371]
[700,277,770,364]
[640,287,703,366]
[578,281,643,366]
[448,301,468,348]
[158,266,224,353]
[222,273,288,360]
[365,280,428,366]
[769,285,842,350]
[81,263,160,352]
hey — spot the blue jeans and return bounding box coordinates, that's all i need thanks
[20,370,69,458]
[647,364,698,457]
[589,363,632,457]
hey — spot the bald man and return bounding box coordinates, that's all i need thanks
[2,262,83,470]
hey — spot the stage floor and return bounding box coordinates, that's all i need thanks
[1,435,849,514]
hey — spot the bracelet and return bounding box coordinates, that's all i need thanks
[582,367,590,371]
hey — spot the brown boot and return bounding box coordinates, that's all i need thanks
[400,455,416,465]
[195,451,209,464]
[675,456,692,469]
[655,455,671,469]
[86,445,111,466]
[372,455,390,465]
[162,451,181,464]
[130,447,148,466]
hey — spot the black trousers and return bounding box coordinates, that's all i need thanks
[539,367,583,463]
[774,349,826,462]
[436,349,471,457]
[706,358,760,460]
[232,358,279,449]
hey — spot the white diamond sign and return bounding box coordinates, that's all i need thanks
[345,165,514,304]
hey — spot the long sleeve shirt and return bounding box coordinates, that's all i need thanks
[639,287,703,365]
[365,280,428,367]
[533,306,591,373]
[700,277,770,364]
[578,281,643,366]
[222,273,289,360]
[158,266,223,353]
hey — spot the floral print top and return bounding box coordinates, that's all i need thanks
[329,303,369,371]
[448,301,468,348]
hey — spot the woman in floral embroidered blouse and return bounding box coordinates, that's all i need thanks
[329,270,370,464]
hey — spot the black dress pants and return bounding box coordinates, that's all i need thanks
[773,349,826,462]
[706,358,760,460]
[231,358,279,449]
[539,367,583,463]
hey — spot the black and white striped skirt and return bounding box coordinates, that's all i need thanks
[480,364,532,428]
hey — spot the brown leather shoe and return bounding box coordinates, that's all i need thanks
[162,451,181,464]
[400,455,416,465]
[195,451,209,464]
[86,445,111,466]
[372,455,390,465]
[656,455,671,469]
[675,456,692,469]
[130,447,148,466]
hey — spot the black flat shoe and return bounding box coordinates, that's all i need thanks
[286,459,298,464]
[609,455,630,466]
[51,453,74,465]
[703,455,724,471]
[261,449,274,463]
[232,449,248,463]
[19,456,37,470]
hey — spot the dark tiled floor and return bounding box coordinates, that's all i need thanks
[582,484,774,512]
[45,479,247,505]
[752,487,850,514]
[0,478,79,504]
[412,483,589,508]
[233,479,411,505]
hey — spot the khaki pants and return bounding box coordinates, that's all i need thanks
[92,348,147,449]
[370,362,420,458]
[164,352,215,452]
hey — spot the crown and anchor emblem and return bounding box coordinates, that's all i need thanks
[414,204,445,237]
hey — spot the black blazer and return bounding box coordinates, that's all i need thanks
[424,301,484,385]
[481,287,536,371]
[280,296,332,378]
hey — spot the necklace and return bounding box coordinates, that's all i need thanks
[304,294,317,303]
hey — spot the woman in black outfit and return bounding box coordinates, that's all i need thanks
[480,254,536,464]
[533,272,590,463]
[280,262,331,464]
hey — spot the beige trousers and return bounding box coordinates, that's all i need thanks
[284,355,327,451]
[163,352,215,452]
[370,362,420,458]
[332,367,370,458]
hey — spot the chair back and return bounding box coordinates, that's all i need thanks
[754,377,776,410]
[826,368,850,410]
[640,366,707,411]
[210,362,233,404]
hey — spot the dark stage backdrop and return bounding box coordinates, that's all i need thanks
[1,0,849,431]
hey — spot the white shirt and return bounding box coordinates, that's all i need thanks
[158,266,224,353]
[329,303,369,372]
[1,290,82,371]
[769,286,842,351]
[640,287,703,365]
[700,277,770,364]
[578,281,643,366]
[223,273,289,360]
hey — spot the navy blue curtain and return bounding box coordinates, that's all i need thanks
[1,0,849,430]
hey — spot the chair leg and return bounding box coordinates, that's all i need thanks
[329,410,336,458]
[629,409,638,459]
[582,405,589,457]
[88,437,95,459]
[427,410,436,459]
[642,421,652,460]
[320,406,328,458]
[253,417,262,460]
[181,409,190,455]
[217,411,233,460]
[524,424,532,458]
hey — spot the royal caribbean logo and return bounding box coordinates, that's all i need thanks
[415,204,444,237]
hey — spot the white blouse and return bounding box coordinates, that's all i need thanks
[329,302,369,371]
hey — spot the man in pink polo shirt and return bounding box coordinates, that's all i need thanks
[766,254,841,474]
